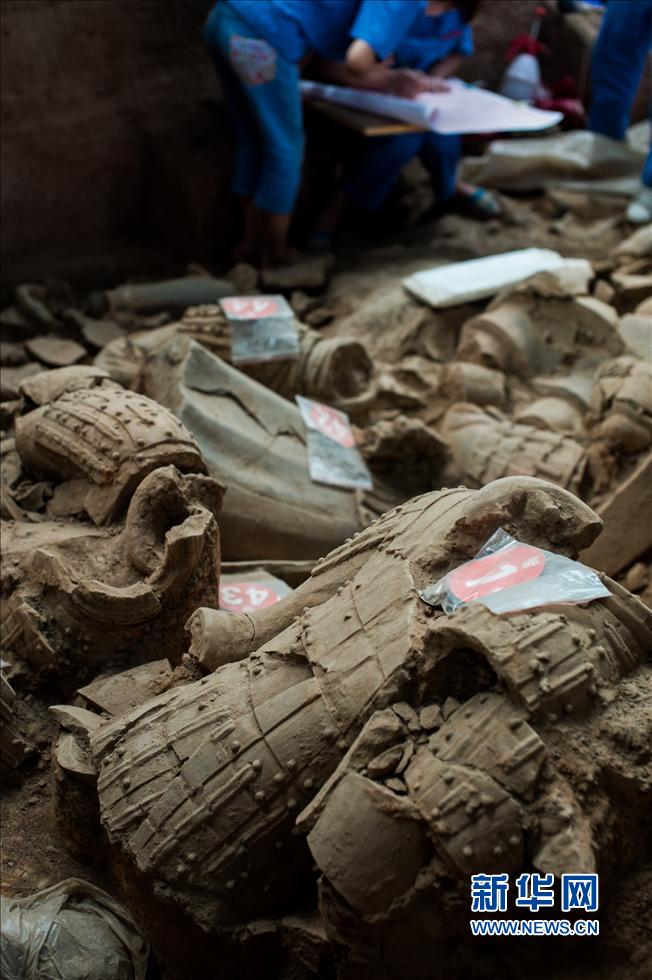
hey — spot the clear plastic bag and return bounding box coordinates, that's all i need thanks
[220,294,300,365]
[296,396,373,491]
[420,528,611,616]
[0,878,148,980]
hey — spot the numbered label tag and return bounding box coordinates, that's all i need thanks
[449,543,545,603]
[296,396,373,491]
[221,295,293,320]
[220,294,299,365]
[306,402,355,448]
[219,581,289,613]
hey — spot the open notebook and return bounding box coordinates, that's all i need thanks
[301,78,562,135]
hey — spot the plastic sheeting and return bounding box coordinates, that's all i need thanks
[460,127,649,195]
[1,878,148,980]
[301,78,562,134]
[420,528,610,615]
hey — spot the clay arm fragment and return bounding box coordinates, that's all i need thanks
[187,476,604,671]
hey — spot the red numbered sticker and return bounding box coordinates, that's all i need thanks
[449,544,545,602]
[221,296,288,320]
[308,402,355,448]
[219,582,282,613]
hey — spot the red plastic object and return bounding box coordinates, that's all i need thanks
[448,544,546,603]
[505,35,548,64]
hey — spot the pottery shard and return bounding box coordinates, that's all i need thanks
[78,660,174,716]
[50,705,102,782]
[103,274,234,317]
[25,336,87,367]
[428,693,545,801]
[635,296,652,317]
[1,466,223,676]
[366,744,405,778]
[419,704,443,731]
[355,416,448,493]
[430,592,651,719]
[443,403,588,493]
[187,476,603,670]
[618,314,652,361]
[1,363,43,401]
[581,453,652,576]
[610,263,652,311]
[516,396,584,434]
[15,377,205,525]
[404,750,524,876]
[139,335,389,561]
[81,318,126,351]
[306,772,430,915]
[440,362,506,406]
[589,356,652,452]
[19,365,111,405]
[50,704,103,737]
[614,224,652,259]
[55,732,97,782]
[456,294,621,378]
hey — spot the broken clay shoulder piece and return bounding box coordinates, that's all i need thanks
[15,368,206,525]
[442,403,589,494]
[1,466,223,678]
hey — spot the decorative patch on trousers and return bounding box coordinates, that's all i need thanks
[229,35,277,86]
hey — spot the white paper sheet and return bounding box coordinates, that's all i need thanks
[403,248,574,308]
[301,78,562,135]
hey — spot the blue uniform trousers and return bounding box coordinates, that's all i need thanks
[345,130,461,211]
[589,0,652,187]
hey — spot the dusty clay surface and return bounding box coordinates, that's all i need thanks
[1,145,651,980]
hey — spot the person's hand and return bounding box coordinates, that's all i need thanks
[386,68,431,99]
[427,76,450,93]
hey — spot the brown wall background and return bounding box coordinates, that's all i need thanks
[6,0,643,293]
[1,0,225,290]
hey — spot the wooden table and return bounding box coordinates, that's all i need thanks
[306,98,427,137]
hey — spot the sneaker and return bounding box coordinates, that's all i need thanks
[626,186,652,224]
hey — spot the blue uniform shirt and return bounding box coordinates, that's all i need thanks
[395,7,473,71]
[224,0,427,63]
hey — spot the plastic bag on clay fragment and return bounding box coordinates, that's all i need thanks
[0,878,148,980]
[420,528,610,615]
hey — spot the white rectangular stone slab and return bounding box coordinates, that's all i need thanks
[403,248,572,308]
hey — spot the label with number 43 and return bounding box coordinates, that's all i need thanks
[296,396,373,491]
[219,577,292,613]
[220,294,300,365]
